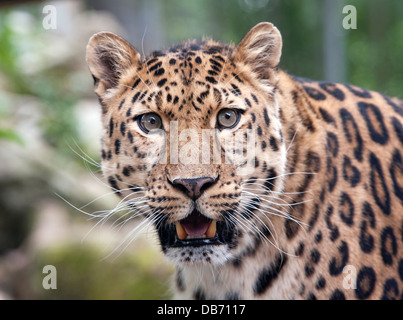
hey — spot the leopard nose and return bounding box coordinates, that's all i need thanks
[171,177,216,200]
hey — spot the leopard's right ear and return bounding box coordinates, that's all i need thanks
[86,32,141,100]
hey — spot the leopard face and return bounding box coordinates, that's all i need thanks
[86,23,286,266]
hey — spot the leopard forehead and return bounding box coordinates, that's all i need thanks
[115,40,268,125]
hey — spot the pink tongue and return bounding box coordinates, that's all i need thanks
[181,210,211,236]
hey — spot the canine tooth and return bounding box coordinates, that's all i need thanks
[205,220,216,238]
[176,222,187,240]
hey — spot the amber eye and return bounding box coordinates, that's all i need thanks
[138,112,163,133]
[217,108,241,129]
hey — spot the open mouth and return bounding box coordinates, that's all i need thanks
[157,209,235,249]
[175,209,216,240]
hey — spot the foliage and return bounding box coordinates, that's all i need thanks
[0,127,23,144]
[347,0,403,96]
[33,243,173,300]
[0,7,85,155]
[159,0,403,97]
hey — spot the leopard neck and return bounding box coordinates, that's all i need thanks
[274,70,328,241]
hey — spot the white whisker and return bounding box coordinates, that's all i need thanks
[286,124,301,153]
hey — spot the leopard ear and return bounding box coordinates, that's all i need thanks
[232,22,282,80]
[86,32,141,99]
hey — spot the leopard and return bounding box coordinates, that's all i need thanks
[85,22,403,300]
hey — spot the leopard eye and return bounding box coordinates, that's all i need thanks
[138,112,162,133]
[217,108,241,129]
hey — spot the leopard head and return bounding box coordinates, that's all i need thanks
[86,22,286,266]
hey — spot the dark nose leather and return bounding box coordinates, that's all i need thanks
[171,177,216,200]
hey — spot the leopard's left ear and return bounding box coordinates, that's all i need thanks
[232,22,282,80]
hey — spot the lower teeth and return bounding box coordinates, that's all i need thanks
[175,220,217,240]
[186,234,207,239]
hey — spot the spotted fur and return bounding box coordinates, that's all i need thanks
[86,22,403,299]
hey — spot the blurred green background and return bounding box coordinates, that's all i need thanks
[0,0,402,300]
